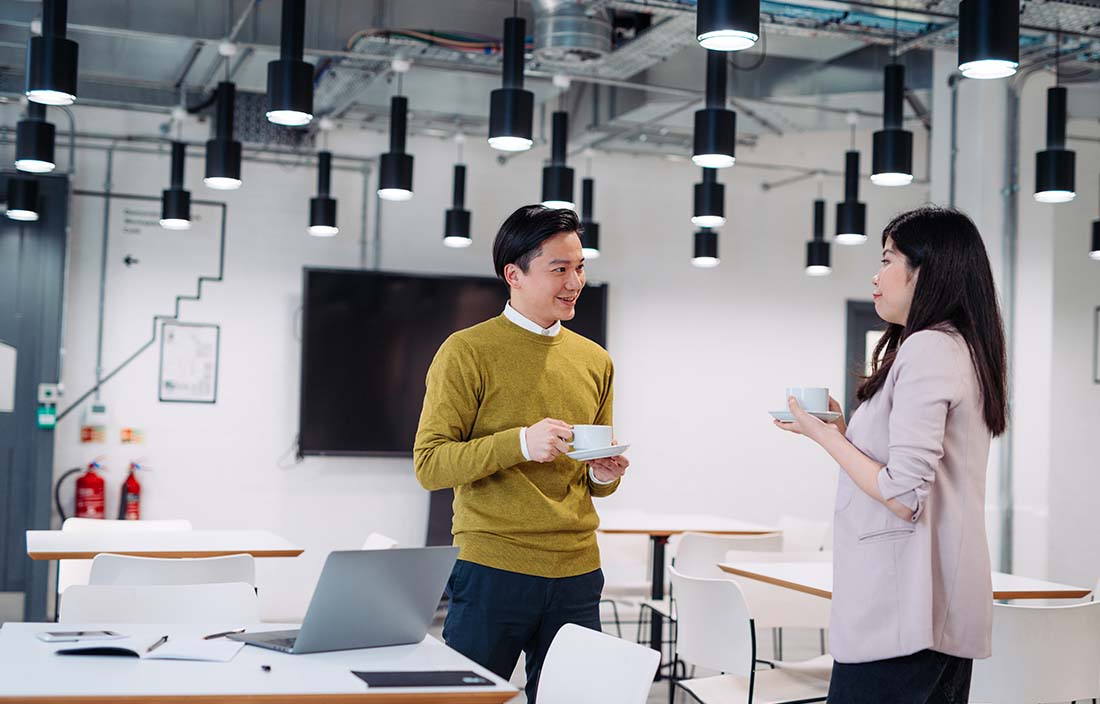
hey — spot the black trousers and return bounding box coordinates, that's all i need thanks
[441,559,604,704]
[827,649,974,704]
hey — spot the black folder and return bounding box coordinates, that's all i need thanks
[351,670,492,688]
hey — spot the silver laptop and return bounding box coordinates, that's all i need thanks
[229,546,458,654]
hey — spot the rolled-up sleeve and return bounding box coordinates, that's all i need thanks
[878,330,962,522]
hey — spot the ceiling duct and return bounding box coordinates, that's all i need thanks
[533,0,613,64]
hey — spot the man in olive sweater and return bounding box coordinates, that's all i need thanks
[413,205,628,701]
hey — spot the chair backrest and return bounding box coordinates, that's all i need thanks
[57,519,194,594]
[88,554,256,586]
[721,550,831,629]
[674,532,783,578]
[776,515,831,552]
[669,566,755,676]
[969,601,1100,704]
[59,582,259,624]
[537,624,660,704]
[595,531,651,596]
[360,532,399,550]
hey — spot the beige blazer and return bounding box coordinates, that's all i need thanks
[831,328,993,663]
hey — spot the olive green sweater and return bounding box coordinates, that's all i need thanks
[413,314,620,578]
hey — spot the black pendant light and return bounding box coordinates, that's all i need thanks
[836,150,866,245]
[806,198,831,276]
[957,0,1019,80]
[267,0,314,126]
[692,168,725,228]
[204,82,242,190]
[15,102,56,173]
[308,151,338,237]
[444,164,472,248]
[160,142,191,230]
[696,0,760,52]
[1035,77,1075,203]
[379,94,413,201]
[692,228,720,268]
[580,177,600,259]
[25,0,78,106]
[488,15,534,152]
[693,50,736,168]
[871,63,913,187]
[1091,220,1099,261]
[541,111,575,209]
[6,177,39,222]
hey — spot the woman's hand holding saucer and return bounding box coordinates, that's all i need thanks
[774,395,846,443]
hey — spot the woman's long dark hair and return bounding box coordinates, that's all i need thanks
[856,207,1007,436]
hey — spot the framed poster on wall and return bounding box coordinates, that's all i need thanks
[159,321,220,403]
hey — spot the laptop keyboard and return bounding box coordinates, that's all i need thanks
[268,636,297,649]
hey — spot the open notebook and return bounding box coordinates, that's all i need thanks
[55,635,244,662]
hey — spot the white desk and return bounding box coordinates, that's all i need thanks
[26,530,304,560]
[598,511,778,657]
[717,558,1092,601]
[0,623,518,703]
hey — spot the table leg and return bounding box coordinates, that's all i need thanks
[649,535,668,672]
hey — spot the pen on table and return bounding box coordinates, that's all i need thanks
[202,628,246,640]
[146,635,169,653]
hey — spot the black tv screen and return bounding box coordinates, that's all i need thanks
[298,268,608,456]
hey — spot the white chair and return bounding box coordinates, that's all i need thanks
[57,518,193,595]
[969,601,1100,704]
[638,532,784,661]
[670,566,830,704]
[776,516,830,552]
[537,624,660,704]
[59,582,259,624]
[723,550,832,660]
[360,532,399,550]
[596,532,651,638]
[88,554,255,586]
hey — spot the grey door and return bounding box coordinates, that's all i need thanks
[844,300,885,418]
[0,173,68,621]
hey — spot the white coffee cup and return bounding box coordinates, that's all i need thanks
[571,424,613,450]
[786,387,829,413]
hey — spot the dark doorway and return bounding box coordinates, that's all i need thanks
[844,300,885,418]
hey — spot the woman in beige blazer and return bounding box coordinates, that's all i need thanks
[775,207,1007,703]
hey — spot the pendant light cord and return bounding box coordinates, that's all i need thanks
[892,2,898,62]
[1055,29,1061,85]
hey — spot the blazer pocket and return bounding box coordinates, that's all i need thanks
[857,526,915,544]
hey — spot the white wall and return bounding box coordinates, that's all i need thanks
[1045,116,1100,589]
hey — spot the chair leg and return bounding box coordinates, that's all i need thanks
[600,599,623,638]
[777,627,784,661]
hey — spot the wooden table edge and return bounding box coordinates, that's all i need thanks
[717,563,833,600]
[0,693,515,703]
[716,564,1092,602]
[27,549,304,560]
[993,589,1091,600]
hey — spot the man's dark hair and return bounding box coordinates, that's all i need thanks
[492,205,582,281]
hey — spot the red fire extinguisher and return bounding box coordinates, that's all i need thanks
[118,462,142,520]
[74,461,106,519]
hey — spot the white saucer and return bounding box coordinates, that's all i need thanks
[566,444,630,462]
[770,410,842,423]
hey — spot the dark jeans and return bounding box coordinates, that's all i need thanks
[442,559,604,704]
[828,649,974,704]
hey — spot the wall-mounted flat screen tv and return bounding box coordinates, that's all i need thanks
[299,268,608,456]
